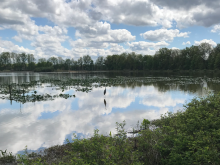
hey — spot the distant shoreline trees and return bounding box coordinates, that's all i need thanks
[1,42,220,72]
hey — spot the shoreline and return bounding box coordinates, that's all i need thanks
[0,69,219,74]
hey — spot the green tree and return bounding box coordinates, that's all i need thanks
[77,57,83,70]
[65,59,72,70]
[48,57,58,65]
[104,55,113,70]
[83,55,92,70]
[118,52,127,70]
[0,52,11,70]
[20,53,28,70]
[214,53,220,69]
[95,56,105,70]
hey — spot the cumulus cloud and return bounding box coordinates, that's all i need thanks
[211,24,220,34]
[0,23,71,59]
[79,29,135,44]
[23,25,69,50]
[194,39,217,48]
[13,36,23,42]
[182,41,191,45]
[0,0,93,27]
[70,23,135,49]
[150,0,220,28]
[1,0,220,59]
[38,25,68,36]
[1,0,220,32]
[140,29,190,42]
[0,38,35,54]
[0,4,29,26]
[91,0,175,28]
[91,0,220,29]
[1,18,39,42]
[127,41,169,49]
[126,41,170,55]
[70,43,127,58]
[151,0,220,10]
[75,21,110,38]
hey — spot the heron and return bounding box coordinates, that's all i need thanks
[104,99,107,109]
[104,87,106,95]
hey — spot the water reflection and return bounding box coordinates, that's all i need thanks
[0,72,219,155]
[104,99,107,110]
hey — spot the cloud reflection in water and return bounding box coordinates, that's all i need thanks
[0,84,194,154]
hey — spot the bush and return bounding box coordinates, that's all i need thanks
[152,92,220,164]
[34,66,54,72]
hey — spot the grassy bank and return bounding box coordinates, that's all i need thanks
[1,92,220,164]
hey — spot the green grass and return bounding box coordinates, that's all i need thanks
[1,92,220,164]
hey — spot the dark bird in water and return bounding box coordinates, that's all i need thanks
[104,87,106,95]
[104,99,107,109]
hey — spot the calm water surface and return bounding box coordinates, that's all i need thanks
[0,72,219,154]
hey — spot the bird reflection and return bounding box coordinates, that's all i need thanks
[104,99,107,110]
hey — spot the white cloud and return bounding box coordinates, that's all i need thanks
[127,41,169,55]
[38,25,68,36]
[92,0,158,26]
[211,24,220,34]
[1,0,220,33]
[70,24,135,49]
[171,47,180,50]
[0,5,30,26]
[0,38,35,54]
[127,41,169,49]
[75,21,110,38]
[182,41,191,45]
[92,29,134,44]
[69,43,127,58]
[0,0,220,59]
[140,29,190,42]
[91,0,220,29]
[194,39,217,48]
[140,94,185,108]
[0,0,93,28]
[13,36,23,42]
[150,0,220,28]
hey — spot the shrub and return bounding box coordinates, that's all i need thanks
[152,92,220,164]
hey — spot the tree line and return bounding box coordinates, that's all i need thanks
[1,42,220,71]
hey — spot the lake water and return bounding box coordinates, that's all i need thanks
[0,72,219,155]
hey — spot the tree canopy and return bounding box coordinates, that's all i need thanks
[1,42,219,71]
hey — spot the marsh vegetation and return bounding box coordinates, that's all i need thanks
[1,92,220,164]
[1,75,220,104]
[1,73,220,164]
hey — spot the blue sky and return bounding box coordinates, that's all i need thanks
[0,0,220,60]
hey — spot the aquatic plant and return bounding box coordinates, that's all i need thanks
[0,76,218,104]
